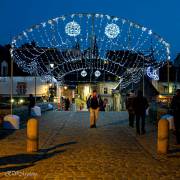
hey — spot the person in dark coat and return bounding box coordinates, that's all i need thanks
[99,95,105,111]
[171,89,180,144]
[133,90,149,135]
[28,94,35,116]
[126,91,135,127]
[65,98,70,111]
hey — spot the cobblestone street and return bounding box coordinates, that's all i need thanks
[0,111,180,180]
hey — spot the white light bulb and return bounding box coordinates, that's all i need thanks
[71,14,75,18]
[106,15,111,20]
[113,17,119,21]
[41,22,46,27]
[148,30,152,35]
[48,20,53,24]
[122,19,126,24]
[95,14,100,18]
[50,63,54,68]
[142,27,147,32]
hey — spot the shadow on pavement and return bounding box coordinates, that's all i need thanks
[0,150,64,173]
[0,164,34,173]
[39,141,77,153]
[101,120,128,127]
[168,147,180,157]
[0,141,77,173]
[0,129,15,140]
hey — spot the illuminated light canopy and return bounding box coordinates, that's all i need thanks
[105,23,120,39]
[81,70,87,77]
[95,70,101,77]
[11,13,171,89]
[65,21,81,37]
[40,75,56,82]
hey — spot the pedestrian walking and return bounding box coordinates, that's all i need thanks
[149,97,158,124]
[133,90,149,135]
[28,94,35,116]
[99,95,105,111]
[126,91,135,127]
[87,90,100,128]
[65,98,70,111]
[171,89,180,145]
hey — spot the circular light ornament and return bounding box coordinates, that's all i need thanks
[65,21,81,37]
[95,70,101,77]
[105,23,120,39]
[146,67,159,80]
[81,70,87,77]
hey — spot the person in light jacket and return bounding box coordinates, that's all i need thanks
[87,90,100,128]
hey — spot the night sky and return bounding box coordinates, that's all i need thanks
[0,0,179,59]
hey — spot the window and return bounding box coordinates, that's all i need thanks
[1,61,8,76]
[164,86,168,93]
[104,87,108,94]
[16,82,27,95]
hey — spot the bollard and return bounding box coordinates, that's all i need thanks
[157,108,168,125]
[157,119,169,154]
[27,118,39,152]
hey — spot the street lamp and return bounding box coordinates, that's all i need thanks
[19,99,24,104]
[167,62,172,94]
[10,99,14,103]
[50,63,54,69]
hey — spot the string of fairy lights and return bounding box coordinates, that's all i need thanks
[11,13,170,89]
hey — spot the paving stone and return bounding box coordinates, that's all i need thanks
[0,111,180,179]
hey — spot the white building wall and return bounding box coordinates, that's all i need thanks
[98,82,119,95]
[98,82,119,111]
[0,76,49,97]
[113,93,121,112]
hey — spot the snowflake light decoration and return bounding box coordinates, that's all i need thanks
[105,23,120,39]
[81,70,87,77]
[95,70,101,77]
[65,21,81,37]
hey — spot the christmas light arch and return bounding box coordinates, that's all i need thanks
[10,13,170,88]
